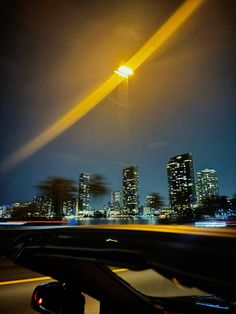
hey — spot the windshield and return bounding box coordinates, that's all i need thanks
[112,268,206,298]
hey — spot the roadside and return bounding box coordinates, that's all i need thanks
[0,257,43,282]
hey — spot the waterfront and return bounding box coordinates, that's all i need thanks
[69,217,170,226]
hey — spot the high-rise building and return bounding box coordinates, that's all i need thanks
[146,193,162,212]
[145,194,157,216]
[123,166,139,214]
[63,197,77,216]
[111,191,122,211]
[196,169,219,205]
[32,195,52,216]
[167,153,196,213]
[78,173,90,211]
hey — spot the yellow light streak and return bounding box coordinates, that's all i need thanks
[0,0,203,172]
[0,74,122,172]
[126,0,203,71]
[113,268,128,273]
[76,224,236,238]
[0,276,51,286]
[0,269,128,286]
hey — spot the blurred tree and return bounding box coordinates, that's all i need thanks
[89,174,109,210]
[89,175,109,197]
[202,195,218,211]
[217,196,230,211]
[176,190,195,209]
[195,195,218,218]
[195,195,230,218]
[38,177,77,219]
[173,191,194,220]
[93,210,105,218]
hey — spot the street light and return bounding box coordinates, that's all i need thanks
[1,0,203,172]
[114,65,133,78]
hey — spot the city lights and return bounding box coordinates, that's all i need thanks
[195,221,227,228]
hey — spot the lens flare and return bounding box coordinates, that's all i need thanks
[0,0,203,172]
[114,65,134,78]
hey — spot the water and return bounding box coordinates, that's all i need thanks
[69,217,163,226]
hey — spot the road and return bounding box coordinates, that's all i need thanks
[0,281,100,314]
[0,258,100,314]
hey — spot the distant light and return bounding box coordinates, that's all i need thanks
[114,65,133,78]
[196,302,229,310]
[0,220,68,226]
[0,222,25,226]
[195,221,226,228]
[106,238,118,243]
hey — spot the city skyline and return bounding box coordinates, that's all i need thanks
[0,153,233,209]
[0,1,235,205]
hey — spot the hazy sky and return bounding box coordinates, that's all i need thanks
[0,0,235,206]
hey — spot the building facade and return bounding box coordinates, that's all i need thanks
[196,169,219,205]
[123,166,139,214]
[146,193,162,214]
[78,173,91,211]
[32,195,52,216]
[167,153,196,214]
[111,191,122,211]
[63,197,77,216]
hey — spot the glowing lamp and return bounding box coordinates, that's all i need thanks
[114,65,133,78]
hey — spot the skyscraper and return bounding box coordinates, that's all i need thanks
[32,195,52,217]
[167,153,196,213]
[111,191,122,211]
[196,169,219,205]
[123,166,139,214]
[78,173,90,211]
[146,193,163,212]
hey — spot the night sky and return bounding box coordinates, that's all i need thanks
[0,0,235,206]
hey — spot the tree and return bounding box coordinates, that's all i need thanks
[89,174,109,210]
[38,177,77,219]
[217,196,230,211]
[195,195,230,218]
[196,195,217,218]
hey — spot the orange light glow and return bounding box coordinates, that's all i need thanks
[126,0,203,71]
